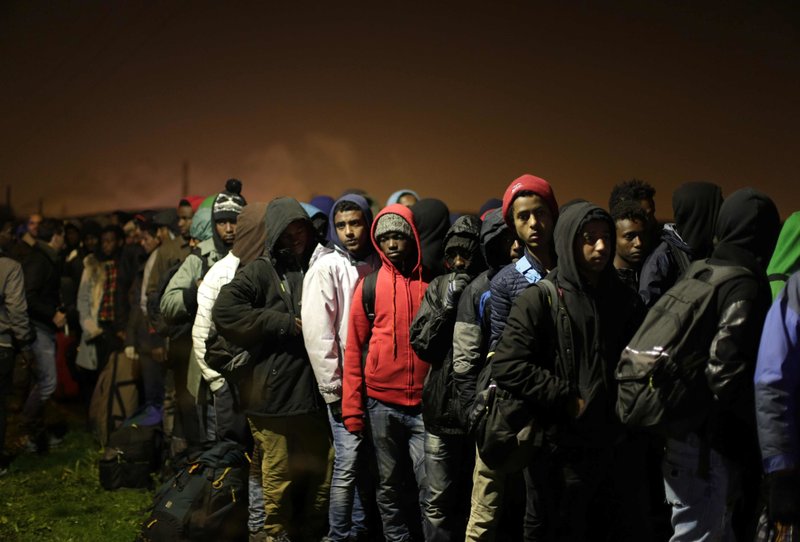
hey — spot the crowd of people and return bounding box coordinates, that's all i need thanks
[0,174,799,542]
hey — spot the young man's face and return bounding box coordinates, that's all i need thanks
[156,225,171,243]
[68,228,81,249]
[615,218,647,269]
[445,247,472,272]
[0,222,14,250]
[84,234,99,254]
[27,214,42,238]
[50,230,66,253]
[334,209,368,256]
[177,205,194,239]
[140,231,160,254]
[100,231,121,257]
[512,195,554,253]
[575,219,612,279]
[215,218,237,246]
[378,232,411,267]
[277,220,311,257]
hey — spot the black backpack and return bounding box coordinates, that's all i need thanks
[138,440,250,542]
[99,413,163,490]
[615,260,751,435]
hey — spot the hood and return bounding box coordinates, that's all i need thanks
[385,188,419,207]
[501,174,559,229]
[554,201,616,291]
[327,194,375,252]
[310,195,335,216]
[712,188,780,273]
[180,195,204,212]
[480,208,511,270]
[300,202,325,222]
[479,197,503,218]
[230,202,267,266]
[371,204,422,275]
[265,197,314,262]
[189,207,213,242]
[410,198,450,276]
[660,223,692,254]
[443,214,485,276]
[672,181,723,259]
[767,211,800,292]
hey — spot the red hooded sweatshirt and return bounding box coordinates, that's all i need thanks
[342,204,430,433]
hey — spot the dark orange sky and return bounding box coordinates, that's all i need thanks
[2,1,798,218]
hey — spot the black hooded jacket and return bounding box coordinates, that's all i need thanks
[491,202,645,448]
[450,209,513,423]
[639,182,723,307]
[410,214,483,435]
[212,197,324,417]
[411,198,451,279]
[702,188,779,461]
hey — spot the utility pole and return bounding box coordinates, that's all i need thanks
[181,160,190,197]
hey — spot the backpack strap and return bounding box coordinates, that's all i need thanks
[361,270,378,325]
[687,259,752,286]
[768,272,790,283]
[537,279,577,389]
[670,245,692,278]
[360,270,379,369]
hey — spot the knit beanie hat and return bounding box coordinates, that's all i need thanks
[374,213,412,239]
[501,174,559,228]
[212,179,247,222]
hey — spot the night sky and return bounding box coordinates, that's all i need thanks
[2,1,798,218]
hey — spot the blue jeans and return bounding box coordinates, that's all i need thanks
[663,433,739,542]
[424,432,470,542]
[367,397,427,542]
[248,444,266,532]
[327,402,370,541]
[21,323,57,430]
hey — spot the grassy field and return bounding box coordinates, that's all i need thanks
[0,407,153,542]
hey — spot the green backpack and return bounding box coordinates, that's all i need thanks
[615,259,751,435]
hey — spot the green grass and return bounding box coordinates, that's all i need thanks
[0,417,154,542]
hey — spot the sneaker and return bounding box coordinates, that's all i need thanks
[263,532,292,542]
[47,434,64,449]
[0,467,7,477]
[16,435,38,453]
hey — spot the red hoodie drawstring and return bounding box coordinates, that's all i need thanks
[391,271,397,357]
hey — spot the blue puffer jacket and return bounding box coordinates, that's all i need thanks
[488,248,547,351]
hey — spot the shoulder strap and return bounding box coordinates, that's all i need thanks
[537,278,577,385]
[361,269,379,325]
[768,273,790,283]
[359,269,379,371]
[687,259,752,286]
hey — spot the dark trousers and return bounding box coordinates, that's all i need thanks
[0,346,15,451]
[526,437,653,542]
